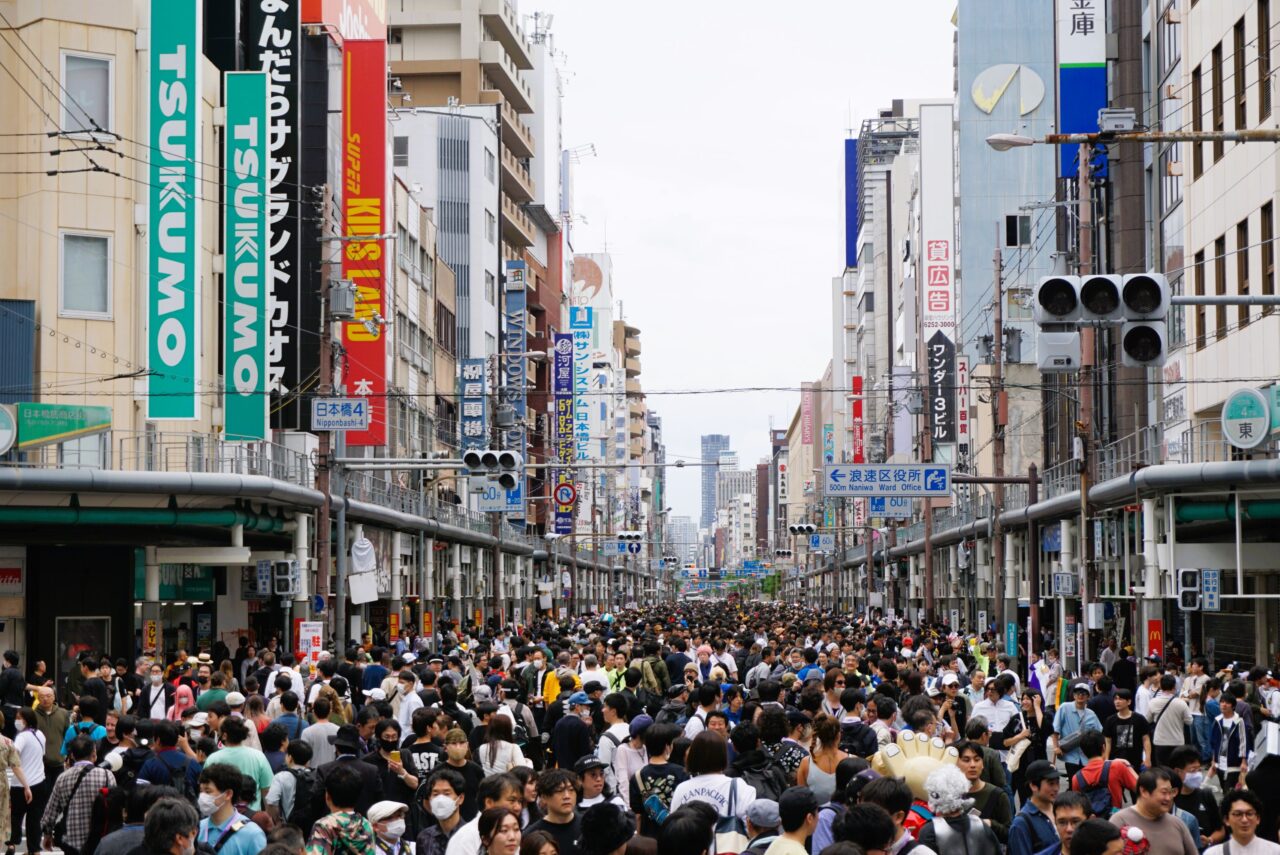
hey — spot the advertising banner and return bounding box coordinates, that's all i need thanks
[147,0,201,420]
[801,383,814,444]
[339,39,388,445]
[1056,0,1106,177]
[927,331,957,444]
[553,333,574,534]
[223,72,269,441]
[852,376,865,463]
[822,423,834,465]
[570,307,593,531]
[1146,619,1164,660]
[956,355,970,456]
[499,261,527,514]
[245,1,309,425]
[459,359,487,452]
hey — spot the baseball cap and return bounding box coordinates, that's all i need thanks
[573,755,608,775]
[1024,759,1059,784]
[569,691,591,706]
[666,684,688,699]
[583,680,606,694]
[785,709,812,727]
[187,712,208,729]
[744,798,780,829]
[225,691,246,707]
[629,715,654,738]
[1072,682,1091,694]
[941,672,960,686]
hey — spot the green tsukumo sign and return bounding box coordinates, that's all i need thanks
[223,72,269,441]
[147,0,201,420]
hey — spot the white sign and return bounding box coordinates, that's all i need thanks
[1052,572,1076,596]
[978,610,988,631]
[0,405,15,456]
[869,496,913,519]
[949,609,960,630]
[1201,568,1221,611]
[919,102,956,337]
[825,464,951,497]
[1222,388,1269,450]
[956,356,970,454]
[311,397,370,430]
[297,620,324,668]
[809,533,836,553]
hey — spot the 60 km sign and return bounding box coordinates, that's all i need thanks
[554,483,577,506]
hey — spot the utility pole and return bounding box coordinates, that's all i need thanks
[316,184,334,633]
[1076,142,1096,673]
[992,227,1007,646]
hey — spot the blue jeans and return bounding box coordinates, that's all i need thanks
[1193,714,1211,763]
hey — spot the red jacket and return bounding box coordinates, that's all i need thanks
[1071,757,1138,808]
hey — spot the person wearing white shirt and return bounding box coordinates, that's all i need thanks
[683,683,719,740]
[1135,666,1160,719]
[444,774,525,855]
[594,696,631,794]
[578,654,609,692]
[1204,790,1280,855]
[669,732,756,820]
[395,671,423,734]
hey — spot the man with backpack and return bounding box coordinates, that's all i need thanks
[265,740,317,833]
[630,723,688,838]
[1070,730,1138,817]
[595,695,631,793]
[727,723,786,802]
[1007,760,1060,855]
[139,722,192,795]
[194,762,267,855]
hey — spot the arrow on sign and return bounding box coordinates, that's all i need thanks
[830,469,846,483]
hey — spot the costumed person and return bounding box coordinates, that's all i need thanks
[871,729,960,839]
[916,764,1001,854]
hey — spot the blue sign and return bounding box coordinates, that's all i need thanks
[499,261,527,515]
[311,398,370,430]
[1041,523,1062,552]
[552,332,574,534]
[313,594,325,613]
[809,533,836,552]
[823,464,950,497]
[459,359,487,454]
[869,496,913,519]
[1201,568,1221,612]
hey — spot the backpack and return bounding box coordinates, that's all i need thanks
[1073,761,1115,817]
[635,768,672,828]
[638,659,661,694]
[114,747,153,791]
[285,767,321,835]
[154,749,192,794]
[839,719,880,758]
[736,758,787,803]
[636,687,662,717]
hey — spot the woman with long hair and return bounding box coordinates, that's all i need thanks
[1012,688,1049,802]
[478,807,521,855]
[797,713,849,804]
[218,659,240,694]
[669,731,756,820]
[480,715,526,777]
[7,708,42,855]
[245,694,270,734]
[166,684,195,722]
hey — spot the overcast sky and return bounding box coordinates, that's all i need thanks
[533,2,956,526]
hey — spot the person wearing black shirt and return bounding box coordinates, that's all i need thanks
[664,640,692,683]
[1169,745,1224,850]
[1102,689,1151,771]
[551,694,595,771]
[1088,676,1118,724]
[525,769,584,855]
[79,656,110,713]
[0,650,30,737]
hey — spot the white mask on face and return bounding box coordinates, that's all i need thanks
[1183,771,1205,790]
[382,819,406,839]
[430,794,458,819]
[151,675,164,685]
[196,793,221,817]
[14,721,23,732]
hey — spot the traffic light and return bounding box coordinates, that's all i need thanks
[1120,273,1169,368]
[788,524,816,536]
[272,560,299,596]
[461,448,523,490]
[1079,275,1122,321]
[1034,275,1082,374]
[617,532,643,543]
[775,548,794,558]
[1177,568,1200,611]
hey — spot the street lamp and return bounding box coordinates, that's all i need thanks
[985,133,1035,151]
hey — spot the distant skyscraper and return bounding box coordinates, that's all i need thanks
[700,434,731,527]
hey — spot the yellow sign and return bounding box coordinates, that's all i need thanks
[422,611,433,636]
[143,620,158,653]
[389,611,400,639]
[474,608,483,628]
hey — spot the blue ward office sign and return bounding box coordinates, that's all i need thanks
[823,464,951,498]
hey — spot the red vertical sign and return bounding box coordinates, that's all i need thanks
[1147,619,1164,660]
[851,376,865,463]
[340,39,387,445]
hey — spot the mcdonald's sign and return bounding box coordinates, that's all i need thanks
[1147,619,1164,660]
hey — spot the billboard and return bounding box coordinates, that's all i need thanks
[801,382,815,444]
[301,0,387,40]
[223,72,269,441]
[920,102,957,448]
[1055,0,1106,177]
[499,260,527,515]
[459,359,487,451]
[553,333,574,534]
[147,0,201,420]
[339,39,388,445]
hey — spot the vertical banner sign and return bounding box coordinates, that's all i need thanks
[801,383,815,444]
[459,359,487,453]
[501,261,528,515]
[928,332,957,443]
[1146,619,1164,660]
[553,333,574,534]
[223,73,269,441]
[956,355,970,456]
[1056,0,1106,177]
[570,308,593,531]
[822,423,834,465]
[919,103,956,448]
[147,0,200,420]
[245,1,306,426]
[851,376,865,463]
[776,453,788,501]
[340,40,388,445]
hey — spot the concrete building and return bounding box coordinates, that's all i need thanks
[715,468,756,513]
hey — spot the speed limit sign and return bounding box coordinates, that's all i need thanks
[554,483,577,506]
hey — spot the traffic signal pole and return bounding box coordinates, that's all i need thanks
[1077,142,1095,675]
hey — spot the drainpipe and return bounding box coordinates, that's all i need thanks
[390,533,403,642]
[294,513,311,620]
[1142,498,1162,657]
[423,534,433,643]
[450,544,462,631]
[1060,519,1076,674]
[231,524,244,548]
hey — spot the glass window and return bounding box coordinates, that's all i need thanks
[485,210,496,244]
[61,233,111,317]
[62,53,112,133]
[1260,0,1273,120]
[485,148,496,182]
[394,136,409,168]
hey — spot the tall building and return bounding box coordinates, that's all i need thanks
[668,516,698,562]
[700,434,731,526]
[715,468,757,513]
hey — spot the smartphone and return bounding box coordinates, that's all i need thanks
[389,750,401,764]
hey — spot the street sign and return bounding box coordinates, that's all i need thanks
[627,542,641,555]
[255,560,271,596]
[1201,568,1221,611]
[1221,387,1269,450]
[0,405,14,456]
[311,397,370,430]
[869,496,913,519]
[553,483,577,507]
[823,464,951,497]
[809,533,836,552]
[1052,572,1076,596]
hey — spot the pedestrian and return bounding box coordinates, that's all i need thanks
[669,731,755,821]
[196,762,268,855]
[1204,790,1280,855]
[203,717,274,811]
[415,767,466,855]
[40,734,115,855]
[140,796,200,855]
[1107,767,1198,855]
[304,763,377,855]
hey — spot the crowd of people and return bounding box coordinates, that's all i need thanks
[1,602,1279,855]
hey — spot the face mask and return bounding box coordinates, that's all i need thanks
[1183,771,1205,790]
[180,838,195,855]
[14,721,24,732]
[197,675,208,684]
[151,674,164,685]
[430,794,458,819]
[196,793,221,817]
[380,739,400,754]
[382,819,406,839]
